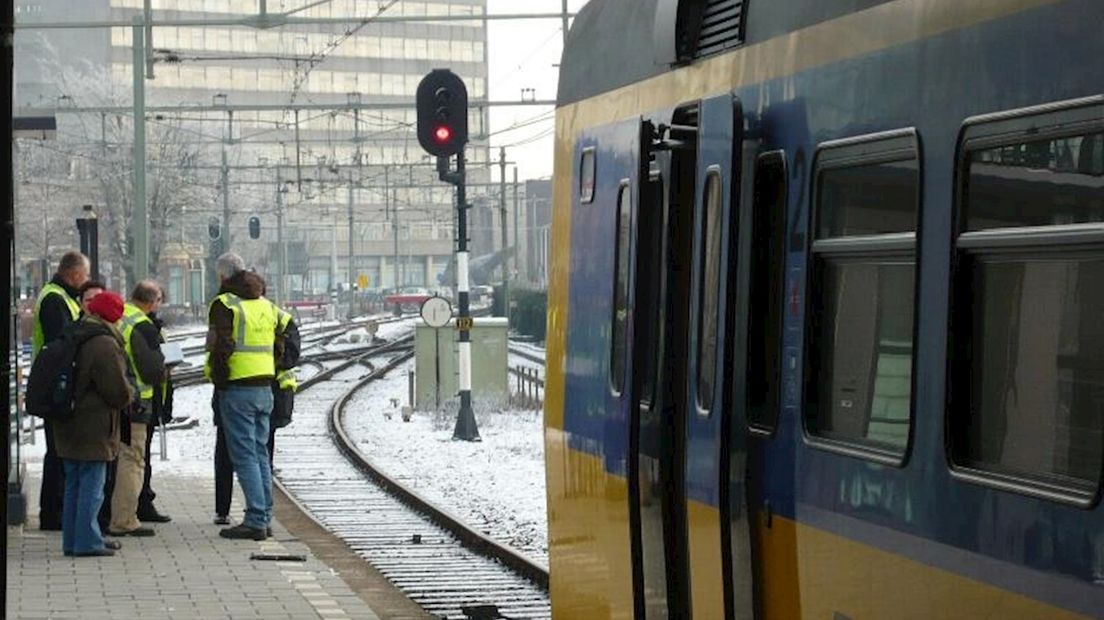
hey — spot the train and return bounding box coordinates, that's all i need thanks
[543,0,1104,618]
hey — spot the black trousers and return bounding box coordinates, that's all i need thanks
[138,419,157,513]
[38,422,65,529]
[215,422,275,518]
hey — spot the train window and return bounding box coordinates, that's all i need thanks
[748,152,787,431]
[610,181,632,394]
[806,131,919,459]
[696,169,723,413]
[580,148,596,204]
[950,118,1104,500]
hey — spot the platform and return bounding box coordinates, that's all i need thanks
[6,465,396,620]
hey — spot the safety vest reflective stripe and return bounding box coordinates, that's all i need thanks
[205,293,278,381]
[118,303,156,401]
[31,282,81,358]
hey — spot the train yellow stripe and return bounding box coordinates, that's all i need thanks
[760,514,1093,620]
[544,431,634,619]
[549,449,1095,618]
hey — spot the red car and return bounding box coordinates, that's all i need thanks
[383,287,434,313]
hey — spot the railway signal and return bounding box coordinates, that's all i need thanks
[208,216,221,240]
[248,216,261,239]
[416,69,478,442]
[416,69,468,158]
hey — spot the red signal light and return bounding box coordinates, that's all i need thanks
[434,125,453,143]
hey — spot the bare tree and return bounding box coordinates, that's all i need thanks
[16,44,216,290]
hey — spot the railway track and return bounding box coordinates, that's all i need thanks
[275,339,551,619]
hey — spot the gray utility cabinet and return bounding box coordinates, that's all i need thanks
[414,317,508,410]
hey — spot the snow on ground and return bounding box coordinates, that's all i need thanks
[18,328,549,565]
[20,383,219,481]
[342,359,549,565]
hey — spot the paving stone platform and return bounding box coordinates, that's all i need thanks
[7,469,385,620]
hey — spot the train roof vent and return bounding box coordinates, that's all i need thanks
[692,0,746,59]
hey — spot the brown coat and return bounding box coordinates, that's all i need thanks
[53,315,134,462]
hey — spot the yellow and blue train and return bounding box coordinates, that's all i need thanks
[543,0,1104,617]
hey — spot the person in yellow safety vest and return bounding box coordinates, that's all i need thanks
[206,253,286,541]
[212,304,300,527]
[106,281,167,538]
[32,251,90,531]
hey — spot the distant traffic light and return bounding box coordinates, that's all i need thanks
[416,69,468,157]
[208,216,220,240]
[248,216,261,239]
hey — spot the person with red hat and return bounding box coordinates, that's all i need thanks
[53,290,134,557]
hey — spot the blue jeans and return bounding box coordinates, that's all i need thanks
[61,460,108,554]
[219,386,273,529]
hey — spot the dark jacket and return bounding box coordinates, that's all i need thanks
[206,270,285,388]
[272,316,302,429]
[54,316,134,462]
[39,275,80,345]
[149,313,174,425]
[127,316,166,423]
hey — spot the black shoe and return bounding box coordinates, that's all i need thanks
[219,524,266,541]
[104,540,122,550]
[73,549,115,557]
[137,508,172,523]
[40,522,62,532]
[266,526,273,538]
[106,527,155,537]
[213,514,230,525]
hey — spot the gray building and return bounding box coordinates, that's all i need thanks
[14,0,491,299]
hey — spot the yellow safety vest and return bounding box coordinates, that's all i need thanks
[275,308,298,392]
[277,369,298,392]
[118,302,159,401]
[32,282,81,358]
[206,294,279,381]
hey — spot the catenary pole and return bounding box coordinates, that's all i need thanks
[347,177,355,319]
[220,148,230,252]
[132,17,149,282]
[498,147,509,321]
[513,167,520,287]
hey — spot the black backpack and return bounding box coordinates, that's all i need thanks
[25,325,95,421]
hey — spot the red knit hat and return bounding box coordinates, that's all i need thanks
[86,290,125,323]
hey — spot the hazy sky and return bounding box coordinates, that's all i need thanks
[485,0,590,181]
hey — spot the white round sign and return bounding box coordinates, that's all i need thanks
[420,296,453,328]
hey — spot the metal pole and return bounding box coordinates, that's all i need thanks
[330,214,337,297]
[389,166,400,290]
[435,328,441,410]
[498,147,509,322]
[451,152,479,441]
[132,17,149,282]
[513,168,520,287]
[347,177,355,319]
[276,171,286,306]
[143,0,154,79]
[220,148,230,251]
[294,110,303,189]
[562,0,570,46]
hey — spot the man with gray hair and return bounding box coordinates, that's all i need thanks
[205,253,286,540]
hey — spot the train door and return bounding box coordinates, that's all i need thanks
[628,120,676,619]
[683,93,747,619]
[568,117,645,616]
